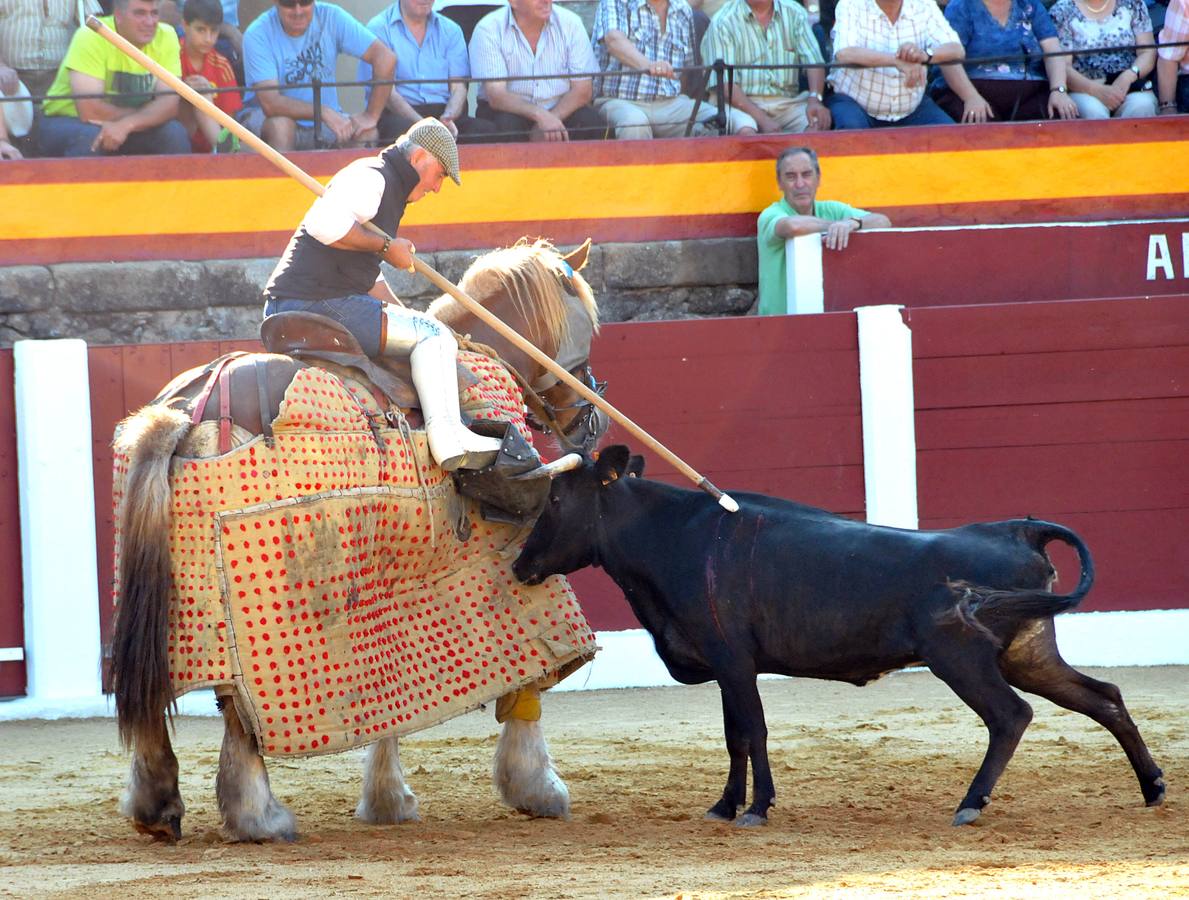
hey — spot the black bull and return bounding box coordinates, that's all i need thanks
[512,446,1166,827]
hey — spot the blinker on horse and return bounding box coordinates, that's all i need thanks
[110,240,606,842]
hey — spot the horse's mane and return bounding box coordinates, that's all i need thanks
[429,239,599,355]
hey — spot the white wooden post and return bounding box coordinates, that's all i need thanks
[782,234,824,315]
[13,339,103,701]
[856,305,918,529]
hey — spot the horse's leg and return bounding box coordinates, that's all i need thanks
[215,694,297,842]
[356,735,421,824]
[120,719,185,842]
[492,685,570,818]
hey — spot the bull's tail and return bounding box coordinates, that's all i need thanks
[110,405,191,750]
[949,521,1094,630]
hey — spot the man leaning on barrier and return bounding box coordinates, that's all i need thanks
[756,146,891,315]
[39,0,191,156]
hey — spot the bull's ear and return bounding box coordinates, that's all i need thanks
[626,454,645,478]
[563,238,592,272]
[594,445,631,484]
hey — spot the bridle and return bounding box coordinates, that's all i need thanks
[528,361,608,453]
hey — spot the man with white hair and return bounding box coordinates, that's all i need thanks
[261,118,503,471]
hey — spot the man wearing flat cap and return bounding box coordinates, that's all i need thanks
[261,117,503,471]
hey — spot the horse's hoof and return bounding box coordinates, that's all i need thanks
[952,807,982,826]
[133,817,182,843]
[704,810,733,822]
[733,812,768,828]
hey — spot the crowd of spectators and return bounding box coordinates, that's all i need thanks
[0,0,1185,157]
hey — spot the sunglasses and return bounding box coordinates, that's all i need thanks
[278,0,314,7]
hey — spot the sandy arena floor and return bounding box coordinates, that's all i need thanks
[0,666,1185,899]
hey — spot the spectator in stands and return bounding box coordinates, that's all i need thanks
[178,0,242,151]
[755,146,890,315]
[700,0,831,133]
[1050,0,1157,118]
[159,0,242,82]
[359,0,497,143]
[39,0,191,156]
[591,0,756,137]
[469,0,604,140]
[826,0,964,128]
[0,0,101,102]
[1157,0,1189,112]
[932,0,1079,121]
[238,0,396,151]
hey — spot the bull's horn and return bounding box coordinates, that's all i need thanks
[511,453,584,480]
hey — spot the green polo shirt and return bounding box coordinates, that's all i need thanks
[756,197,868,316]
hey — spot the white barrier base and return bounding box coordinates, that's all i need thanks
[1,609,1185,719]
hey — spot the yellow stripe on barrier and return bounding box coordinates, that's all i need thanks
[10,141,1187,241]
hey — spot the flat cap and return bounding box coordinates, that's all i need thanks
[403,117,461,186]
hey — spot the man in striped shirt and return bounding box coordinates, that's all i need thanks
[592,0,756,137]
[700,0,830,133]
[469,0,604,140]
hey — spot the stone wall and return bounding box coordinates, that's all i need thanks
[0,238,758,347]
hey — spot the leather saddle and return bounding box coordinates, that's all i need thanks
[260,310,419,410]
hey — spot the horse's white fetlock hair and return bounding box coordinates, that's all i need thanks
[493,718,570,819]
[356,736,420,825]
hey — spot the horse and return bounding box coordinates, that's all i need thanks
[110,239,606,842]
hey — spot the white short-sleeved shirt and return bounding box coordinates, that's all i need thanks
[469,5,597,109]
[829,0,959,120]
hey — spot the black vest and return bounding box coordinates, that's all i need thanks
[263,148,419,303]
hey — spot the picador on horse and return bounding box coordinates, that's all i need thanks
[109,118,610,842]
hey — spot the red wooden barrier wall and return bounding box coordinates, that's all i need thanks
[1,297,1184,696]
[0,350,23,696]
[911,295,1189,613]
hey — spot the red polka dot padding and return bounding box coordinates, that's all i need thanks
[112,353,597,758]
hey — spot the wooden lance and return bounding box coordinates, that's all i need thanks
[86,15,740,512]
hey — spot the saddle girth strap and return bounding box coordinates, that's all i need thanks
[218,362,233,454]
[255,357,275,447]
[189,352,249,426]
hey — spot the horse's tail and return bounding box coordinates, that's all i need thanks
[111,405,191,750]
[948,520,1095,633]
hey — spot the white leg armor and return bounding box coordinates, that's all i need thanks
[382,306,503,471]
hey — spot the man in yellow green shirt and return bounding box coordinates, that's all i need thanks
[756,146,891,316]
[40,0,190,156]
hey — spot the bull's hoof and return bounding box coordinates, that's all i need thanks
[704,799,736,822]
[1144,776,1166,807]
[133,815,182,843]
[952,807,982,826]
[733,812,768,828]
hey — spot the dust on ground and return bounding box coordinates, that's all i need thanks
[0,667,1185,899]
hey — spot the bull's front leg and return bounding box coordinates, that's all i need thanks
[492,685,570,818]
[120,719,185,842]
[356,735,420,824]
[705,694,749,822]
[720,671,775,828]
[215,694,297,841]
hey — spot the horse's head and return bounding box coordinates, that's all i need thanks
[429,239,609,454]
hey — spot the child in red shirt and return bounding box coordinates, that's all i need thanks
[179,0,243,153]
